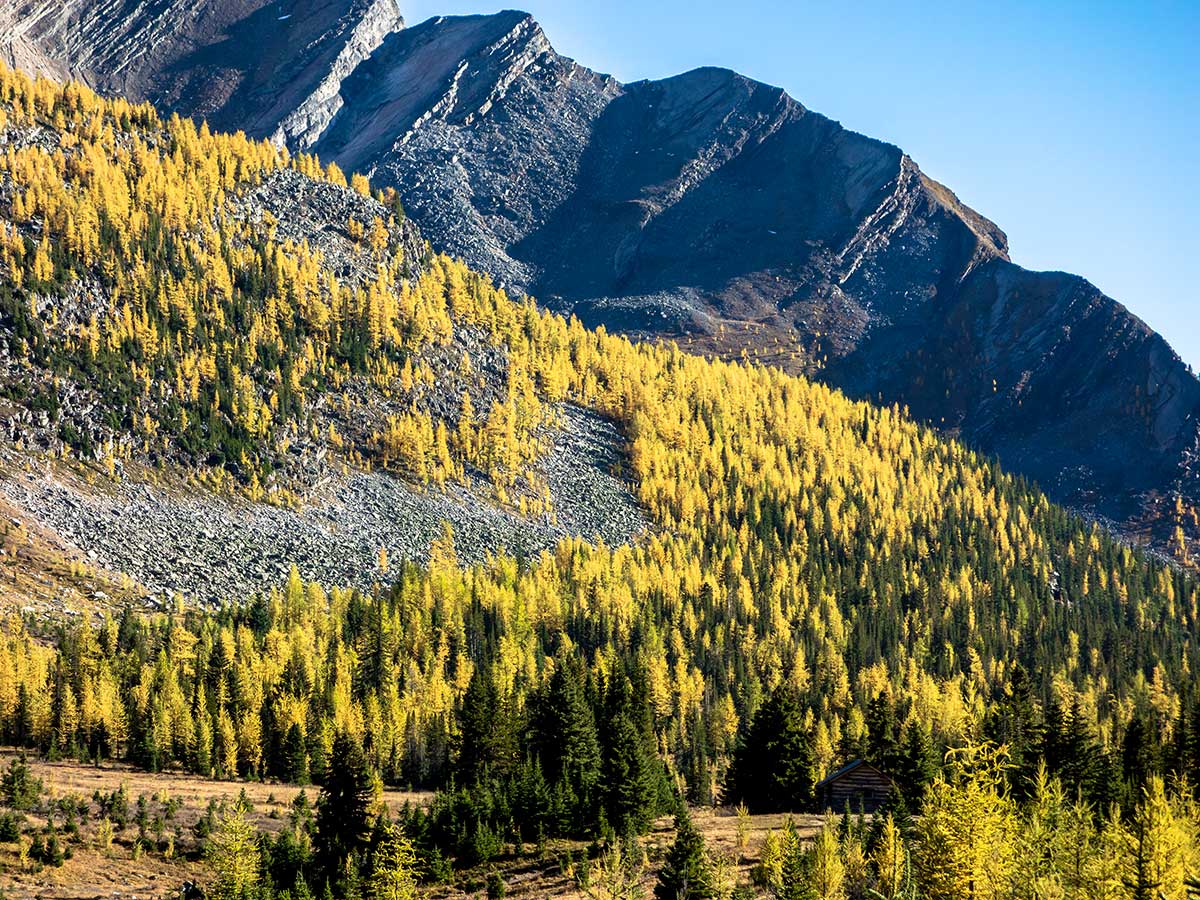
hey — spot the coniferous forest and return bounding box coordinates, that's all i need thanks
[0,63,1198,900]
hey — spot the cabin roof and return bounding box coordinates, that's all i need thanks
[815,758,892,789]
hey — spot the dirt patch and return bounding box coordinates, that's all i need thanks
[0,754,430,900]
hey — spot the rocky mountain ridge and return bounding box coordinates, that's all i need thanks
[0,0,405,143]
[3,4,1199,550]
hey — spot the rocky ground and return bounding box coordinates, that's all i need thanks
[0,406,647,606]
[226,166,429,282]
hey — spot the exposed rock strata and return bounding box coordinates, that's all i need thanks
[0,0,405,142]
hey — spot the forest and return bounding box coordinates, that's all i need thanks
[0,62,1199,899]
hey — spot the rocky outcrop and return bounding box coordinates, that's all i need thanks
[268,0,406,150]
[227,166,428,279]
[316,11,621,291]
[0,13,63,82]
[0,0,404,142]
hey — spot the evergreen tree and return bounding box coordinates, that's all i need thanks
[531,659,601,830]
[866,692,900,772]
[894,721,939,804]
[1121,715,1159,793]
[683,728,713,808]
[457,664,517,782]
[1,755,41,810]
[983,664,1043,796]
[284,722,310,785]
[654,811,714,900]
[602,710,657,836]
[1042,697,1068,778]
[315,730,374,887]
[1061,699,1102,803]
[726,687,814,812]
[1188,702,1200,789]
[601,675,659,835]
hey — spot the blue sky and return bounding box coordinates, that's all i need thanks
[403,0,1200,370]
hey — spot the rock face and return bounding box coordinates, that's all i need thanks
[6,6,1200,538]
[0,0,404,143]
[315,12,622,292]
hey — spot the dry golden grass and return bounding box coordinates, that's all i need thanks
[0,755,823,900]
[0,754,428,900]
[424,807,825,900]
[9,755,431,821]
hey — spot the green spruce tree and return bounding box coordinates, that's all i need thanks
[654,811,714,900]
[725,687,814,812]
[315,730,374,888]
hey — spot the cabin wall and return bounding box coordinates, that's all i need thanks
[820,769,893,812]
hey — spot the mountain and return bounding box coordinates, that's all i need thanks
[0,0,404,147]
[1,71,1199,892]
[5,5,1199,553]
[309,12,1200,541]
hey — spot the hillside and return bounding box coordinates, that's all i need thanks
[0,65,646,605]
[323,12,1200,551]
[7,5,1192,550]
[0,63,1199,900]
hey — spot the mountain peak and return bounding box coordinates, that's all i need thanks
[312,8,585,174]
[426,8,540,32]
[401,10,551,67]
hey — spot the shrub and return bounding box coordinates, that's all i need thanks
[1,757,42,811]
[0,811,24,842]
[93,784,130,828]
[96,817,115,853]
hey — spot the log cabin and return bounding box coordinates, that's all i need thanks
[815,759,894,813]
